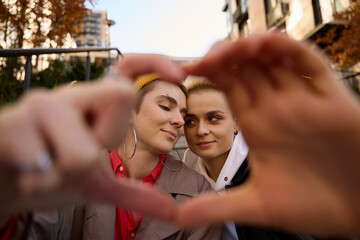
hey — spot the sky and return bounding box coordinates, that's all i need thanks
[88,0,228,57]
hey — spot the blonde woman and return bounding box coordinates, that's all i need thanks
[182,76,313,240]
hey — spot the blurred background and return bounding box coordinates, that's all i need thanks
[1,0,359,157]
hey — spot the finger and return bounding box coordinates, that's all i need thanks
[174,184,263,227]
[183,39,248,76]
[258,33,338,92]
[55,81,136,149]
[204,68,252,112]
[184,41,277,110]
[10,90,105,212]
[265,66,310,93]
[83,167,176,220]
[24,90,101,176]
[116,53,185,83]
[236,64,277,106]
[0,101,47,168]
[0,92,65,215]
[0,109,54,216]
[199,39,237,63]
[182,37,266,107]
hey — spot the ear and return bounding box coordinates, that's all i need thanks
[234,119,240,135]
[130,109,137,125]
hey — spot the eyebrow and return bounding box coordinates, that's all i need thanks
[186,110,225,118]
[157,95,187,114]
[185,113,197,119]
[206,110,225,116]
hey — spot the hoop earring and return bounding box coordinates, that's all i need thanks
[160,149,182,172]
[123,126,137,159]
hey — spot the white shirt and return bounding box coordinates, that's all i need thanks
[183,133,249,240]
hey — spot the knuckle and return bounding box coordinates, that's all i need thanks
[23,89,53,106]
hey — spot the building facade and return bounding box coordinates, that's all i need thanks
[67,10,117,72]
[222,0,360,96]
[75,10,115,47]
[223,0,350,40]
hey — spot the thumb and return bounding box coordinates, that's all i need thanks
[117,53,185,83]
[173,183,264,227]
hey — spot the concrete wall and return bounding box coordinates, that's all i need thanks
[170,135,188,160]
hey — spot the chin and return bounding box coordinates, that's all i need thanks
[196,150,216,160]
[157,145,174,154]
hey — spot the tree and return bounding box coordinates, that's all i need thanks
[31,57,105,89]
[0,57,24,106]
[0,0,96,49]
[0,0,97,105]
[315,0,360,68]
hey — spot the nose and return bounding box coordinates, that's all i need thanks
[196,121,209,136]
[170,110,185,127]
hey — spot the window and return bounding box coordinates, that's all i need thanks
[264,0,289,27]
[236,0,248,14]
[234,0,248,29]
[87,40,94,46]
[333,0,350,12]
[265,0,277,13]
[312,0,323,26]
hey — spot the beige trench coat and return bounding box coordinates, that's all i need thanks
[28,154,223,240]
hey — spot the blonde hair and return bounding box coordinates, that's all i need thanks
[183,76,218,94]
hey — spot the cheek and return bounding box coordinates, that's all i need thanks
[140,107,160,124]
[218,132,234,150]
[213,126,233,144]
[178,127,184,136]
[184,128,196,143]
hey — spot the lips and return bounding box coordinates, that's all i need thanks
[196,141,215,148]
[161,129,177,140]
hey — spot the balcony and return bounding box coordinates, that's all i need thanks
[266,2,289,27]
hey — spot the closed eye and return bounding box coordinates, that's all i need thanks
[159,105,170,111]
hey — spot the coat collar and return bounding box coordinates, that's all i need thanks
[136,154,205,240]
[155,154,202,197]
[83,153,204,240]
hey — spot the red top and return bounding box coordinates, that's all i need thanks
[0,216,18,240]
[109,149,165,240]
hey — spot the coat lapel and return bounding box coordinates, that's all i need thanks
[136,154,199,240]
[82,202,116,240]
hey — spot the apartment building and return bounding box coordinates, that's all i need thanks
[67,10,117,70]
[223,0,350,40]
[222,0,359,94]
[75,10,115,47]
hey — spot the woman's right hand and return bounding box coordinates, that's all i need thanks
[0,77,179,222]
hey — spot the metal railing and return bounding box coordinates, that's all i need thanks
[0,47,122,92]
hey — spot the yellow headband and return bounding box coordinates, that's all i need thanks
[135,73,162,90]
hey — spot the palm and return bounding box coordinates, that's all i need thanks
[176,34,360,236]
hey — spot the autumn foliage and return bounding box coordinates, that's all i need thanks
[315,0,360,68]
[0,0,96,48]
